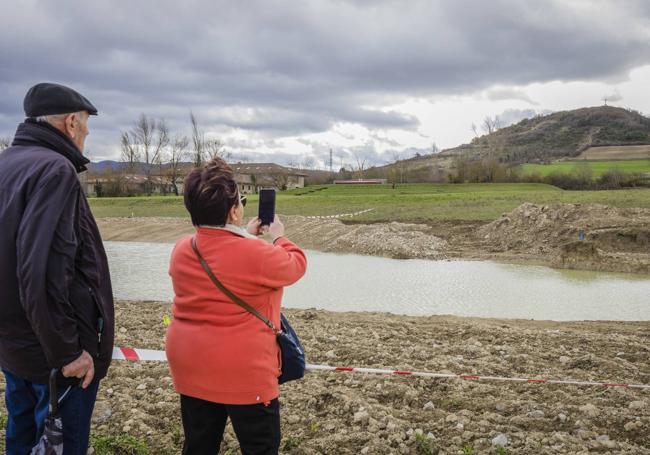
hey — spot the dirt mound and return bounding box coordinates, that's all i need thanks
[478,203,650,273]
[283,216,448,260]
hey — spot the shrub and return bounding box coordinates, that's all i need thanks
[90,434,149,455]
[281,435,300,452]
[415,433,438,454]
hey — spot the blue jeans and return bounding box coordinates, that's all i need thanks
[2,369,100,455]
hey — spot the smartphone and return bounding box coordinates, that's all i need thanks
[258,188,276,226]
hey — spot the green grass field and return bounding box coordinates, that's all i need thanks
[88,183,650,223]
[520,160,650,178]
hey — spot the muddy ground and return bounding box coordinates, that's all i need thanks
[97,203,650,274]
[2,301,647,454]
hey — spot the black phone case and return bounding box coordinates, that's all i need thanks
[258,189,276,225]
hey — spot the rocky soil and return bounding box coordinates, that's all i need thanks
[97,202,650,274]
[2,301,647,454]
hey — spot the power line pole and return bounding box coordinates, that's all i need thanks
[329,148,333,173]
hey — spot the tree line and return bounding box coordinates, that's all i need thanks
[448,155,649,189]
[94,112,228,197]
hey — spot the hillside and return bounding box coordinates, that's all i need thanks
[441,106,650,163]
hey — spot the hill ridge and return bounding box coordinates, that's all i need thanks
[440,105,650,163]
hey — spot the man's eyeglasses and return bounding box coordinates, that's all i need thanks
[239,195,247,207]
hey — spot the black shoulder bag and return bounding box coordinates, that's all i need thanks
[191,237,306,384]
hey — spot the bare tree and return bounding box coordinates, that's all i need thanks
[120,132,141,174]
[154,120,170,165]
[352,152,367,179]
[470,123,480,139]
[151,120,170,193]
[120,114,170,194]
[482,115,502,135]
[300,156,316,170]
[190,111,205,167]
[164,135,189,196]
[205,138,228,161]
[390,150,407,184]
[0,136,11,149]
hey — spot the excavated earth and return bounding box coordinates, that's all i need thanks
[475,203,650,274]
[1,204,646,453]
[97,202,650,274]
[2,301,647,454]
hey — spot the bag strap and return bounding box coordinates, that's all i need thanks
[191,236,280,334]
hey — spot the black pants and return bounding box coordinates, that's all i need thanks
[180,394,281,455]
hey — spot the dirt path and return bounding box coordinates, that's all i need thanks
[97,202,650,274]
[1,301,646,454]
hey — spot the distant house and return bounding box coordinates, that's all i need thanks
[231,163,307,193]
[84,161,308,196]
[84,174,180,196]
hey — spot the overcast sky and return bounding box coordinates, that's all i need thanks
[2,0,650,168]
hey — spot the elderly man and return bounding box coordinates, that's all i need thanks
[0,83,114,454]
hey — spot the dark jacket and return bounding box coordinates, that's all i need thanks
[0,119,114,384]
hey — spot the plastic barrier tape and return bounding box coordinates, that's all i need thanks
[112,347,650,390]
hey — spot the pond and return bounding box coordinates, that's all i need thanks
[104,241,650,321]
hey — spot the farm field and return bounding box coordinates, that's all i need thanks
[520,160,650,178]
[89,183,650,223]
[578,145,650,160]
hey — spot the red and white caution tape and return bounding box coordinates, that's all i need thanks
[112,347,650,390]
[113,347,167,362]
[305,208,374,220]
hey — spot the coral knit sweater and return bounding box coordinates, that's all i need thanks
[166,227,307,405]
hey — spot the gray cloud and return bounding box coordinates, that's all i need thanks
[496,108,553,128]
[1,0,650,159]
[202,106,418,135]
[485,88,539,105]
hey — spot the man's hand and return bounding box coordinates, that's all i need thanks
[62,350,95,388]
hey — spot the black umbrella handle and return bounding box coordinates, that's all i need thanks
[48,369,58,415]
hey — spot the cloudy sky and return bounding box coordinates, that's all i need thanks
[2,0,650,168]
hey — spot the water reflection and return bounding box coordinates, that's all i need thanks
[104,241,650,321]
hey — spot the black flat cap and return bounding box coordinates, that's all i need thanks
[23,82,98,117]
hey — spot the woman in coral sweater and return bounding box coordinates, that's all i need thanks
[166,158,307,455]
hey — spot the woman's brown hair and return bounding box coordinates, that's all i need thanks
[183,157,239,226]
